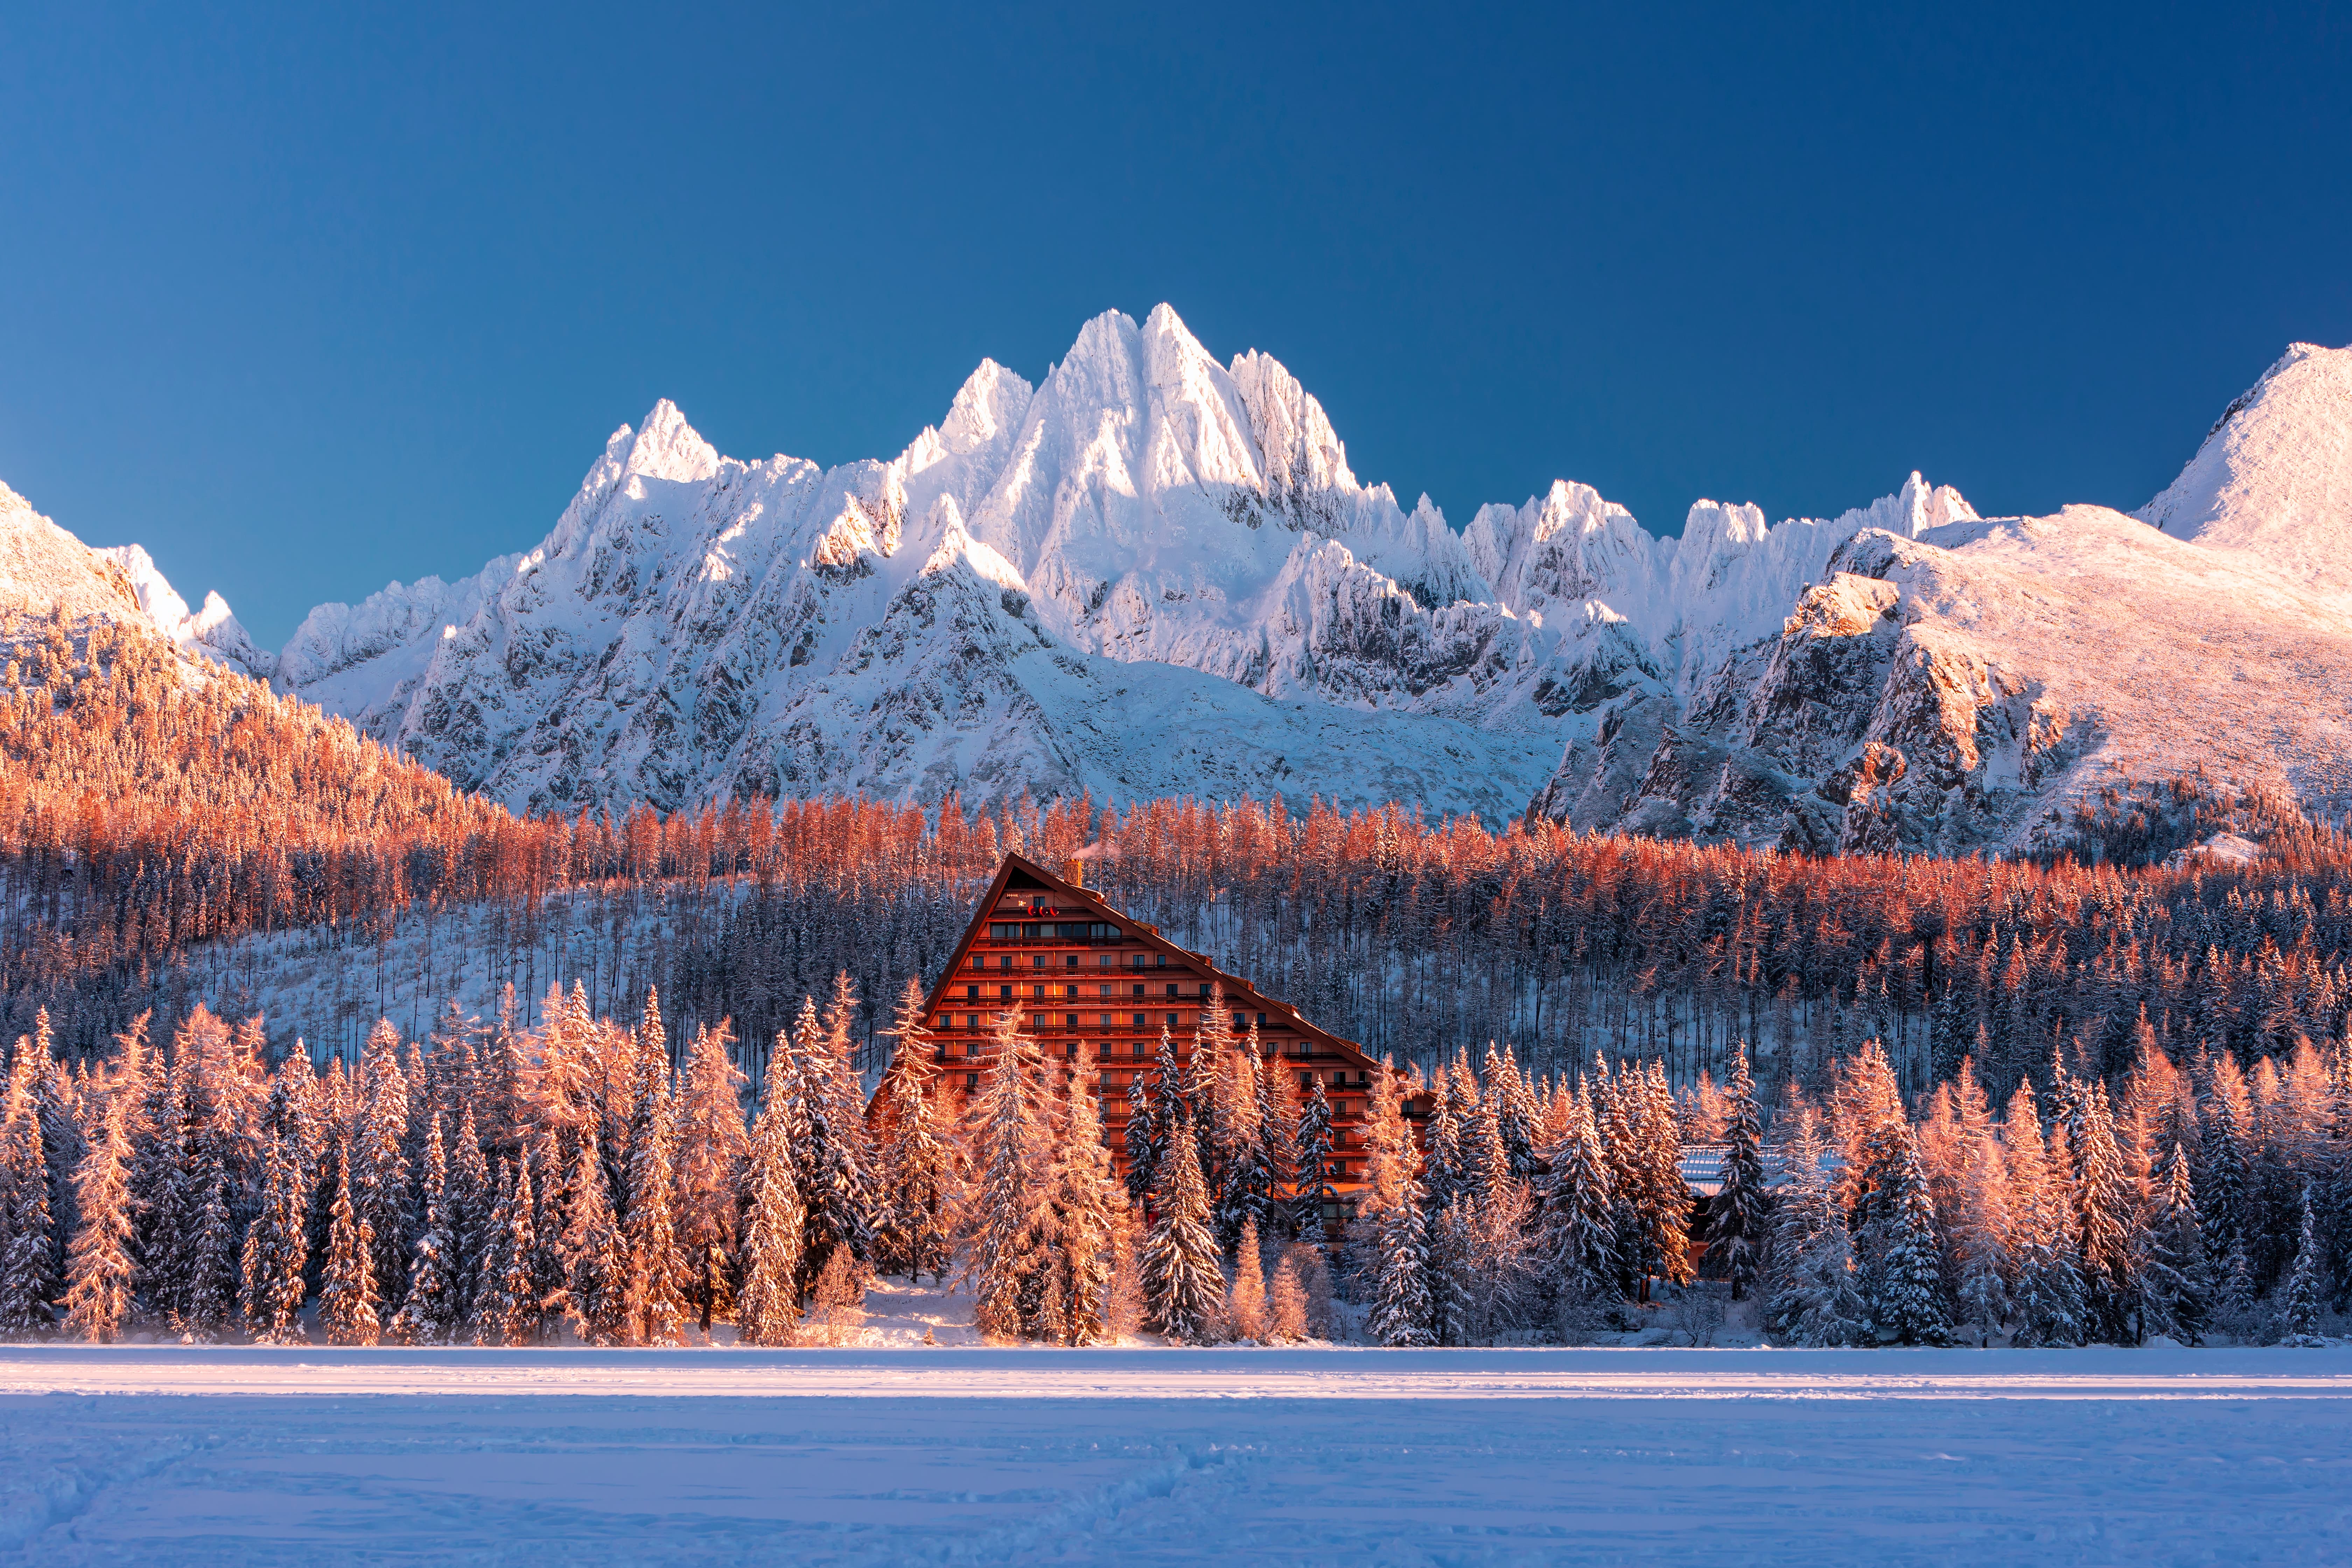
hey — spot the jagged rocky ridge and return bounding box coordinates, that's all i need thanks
[6,318,2350,850]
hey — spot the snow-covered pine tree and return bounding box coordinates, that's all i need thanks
[1708,1044,1767,1301]
[2139,1138,2208,1344]
[1049,1037,1124,1345]
[1290,1073,1337,1245]
[178,1152,239,1342]
[1952,1134,2012,1344]
[622,1055,686,1346]
[1253,1024,1297,1239]
[560,1141,628,1345]
[1140,1114,1223,1342]
[2199,1055,2252,1294]
[447,1101,492,1326]
[1268,1249,1308,1341]
[1629,1060,1694,1297]
[874,982,956,1285]
[393,1113,460,1346]
[1228,1215,1269,1341]
[1421,1064,1465,1212]
[1148,1025,1186,1187]
[674,1022,748,1329]
[2003,1083,2087,1348]
[1123,1069,1158,1208]
[353,1023,414,1316]
[786,997,874,1290]
[1214,1044,1271,1253]
[1468,1072,1514,1204]
[1359,1060,1434,1347]
[736,1045,807,1348]
[239,1134,309,1343]
[1862,1121,1952,1345]
[964,1006,1055,1342]
[62,1096,137,1343]
[1190,985,1237,1199]
[1536,1085,1621,1310]
[817,971,880,1234]
[0,1055,56,1337]
[2073,1083,2141,1343]
[1763,1110,1868,1346]
[2279,1181,2324,1343]
[468,1161,523,1345]
[317,1143,382,1347]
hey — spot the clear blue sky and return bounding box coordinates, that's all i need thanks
[3,1,2347,646]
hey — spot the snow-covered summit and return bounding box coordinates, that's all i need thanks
[10,313,2347,849]
[2138,341,2352,598]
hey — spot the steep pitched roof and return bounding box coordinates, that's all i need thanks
[918,852,1378,1069]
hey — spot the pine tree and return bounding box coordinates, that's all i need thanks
[622,1058,686,1346]
[240,1135,310,1343]
[1140,1115,1223,1342]
[1863,1123,1952,1345]
[352,1023,414,1315]
[737,1046,807,1348]
[1359,1061,1434,1347]
[1763,1111,1868,1347]
[393,1114,460,1345]
[317,1145,382,1347]
[560,1141,628,1345]
[2004,1084,2088,1348]
[1290,1073,1337,1244]
[470,1161,530,1345]
[1537,1085,1619,1310]
[1048,1037,1124,1345]
[873,985,955,1285]
[674,1023,748,1330]
[0,1055,57,1338]
[446,1102,492,1329]
[964,1007,1055,1342]
[1952,1134,2012,1343]
[1228,1216,1269,1341]
[2140,1140,2209,1344]
[2280,1182,2325,1343]
[62,1096,137,1344]
[1708,1044,1767,1301]
[2072,1084,2140,1343]
[1123,1069,1158,1208]
[1268,1250,1309,1342]
[1214,1045,1272,1253]
[178,1153,239,1342]
[785,997,874,1290]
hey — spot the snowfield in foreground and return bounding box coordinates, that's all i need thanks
[2,1348,2349,1566]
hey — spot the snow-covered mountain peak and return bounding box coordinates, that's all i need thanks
[93,543,270,678]
[2138,341,2352,598]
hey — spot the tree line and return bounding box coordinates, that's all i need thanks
[2,974,2343,1349]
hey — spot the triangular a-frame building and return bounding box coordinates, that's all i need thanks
[892,853,1393,1216]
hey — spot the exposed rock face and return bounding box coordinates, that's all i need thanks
[10,314,2350,852]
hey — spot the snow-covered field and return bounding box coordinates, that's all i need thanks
[3,1346,2347,1566]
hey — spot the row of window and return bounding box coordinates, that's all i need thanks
[986,920,1123,941]
[969,950,1167,970]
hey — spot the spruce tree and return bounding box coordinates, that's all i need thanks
[2004,1084,2088,1348]
[1360,1061,1434,1347]
[1536,1091,1619,1308]
[560,1141,628,1345]
[353,1024,414,1315]
[1952,1135,2013,1343]
[1140,1115,1223,1342]
[1214,1046,1272,1252]
[62,1097,137,1344]
[1227,1215,1269,1341]
[874,984,956,1285]
[2140,1140,2209,1344]
[1708,1044,1766,1301]
[674,1022,748,1329]
[393,1114,460,1345]
[179,1154,239,1342]
[447,1102,492,1326]
[1049,1038,1124,1345]
[1123,1069,1158,1208]
[0,1061,57,1338]
[2280,1183,2325,1342]
[2072,1084,2140,1343]
[622,1059,686,1346]
[1763,1111,1868,1346]
[1864,1125,1952,1345]
[240,1135,310,1343]
[1290,1073,1337,1243]
[965,1007,1055,1341]
[737,1047,807,1348]
[317,1145,382,1347]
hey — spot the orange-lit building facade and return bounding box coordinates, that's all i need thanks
[908,854,1394,1211]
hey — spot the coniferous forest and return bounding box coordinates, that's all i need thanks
[0,613,2349,1346]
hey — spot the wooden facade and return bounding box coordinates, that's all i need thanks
[899,853,1394,1215]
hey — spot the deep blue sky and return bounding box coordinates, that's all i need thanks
[3,1,2347,646]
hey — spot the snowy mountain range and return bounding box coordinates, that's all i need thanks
[5,309,2350,850]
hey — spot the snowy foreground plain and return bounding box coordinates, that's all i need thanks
[2,1346,2350,1566]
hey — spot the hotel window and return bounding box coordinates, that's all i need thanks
[1164,982,1178,998]
[1165,1013,1178,1029]
[1064,1013,1080,1030]
[1133,1013,1148,1030]
[965,1072,980,1090]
